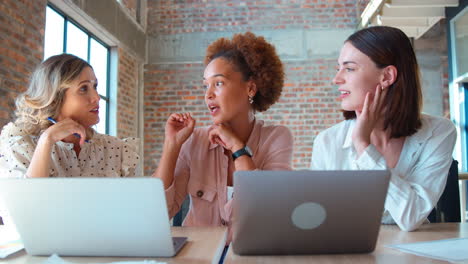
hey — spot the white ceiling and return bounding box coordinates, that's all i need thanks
[360,0,459,39]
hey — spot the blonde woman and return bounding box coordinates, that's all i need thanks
[0,54,140,178]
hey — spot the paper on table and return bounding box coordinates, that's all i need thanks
[0,238,24,259]
[0,207,24,259]
[43,254,168,264]
[388,237,468,262]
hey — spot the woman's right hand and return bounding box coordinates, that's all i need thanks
[41,118,87,146]
[165,113,196,147]
[352,84,387,156]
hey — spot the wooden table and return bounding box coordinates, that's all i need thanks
[225,223,468,264]
[0,226,227,264]
[459,173,468,180]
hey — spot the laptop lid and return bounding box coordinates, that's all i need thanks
[232,170,390,255]
[0,177,186,257]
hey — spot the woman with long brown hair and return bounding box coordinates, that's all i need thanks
[311,26,456,231]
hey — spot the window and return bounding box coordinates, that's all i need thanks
[447,2,468,222]
[44,5,110,134]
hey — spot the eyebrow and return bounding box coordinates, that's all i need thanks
[341,61,357,65]
[78,80,98,85]
[203,73,226,80]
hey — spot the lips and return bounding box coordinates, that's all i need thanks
[339,90,350,99]
[207,103,220,115]
[90,107,99,114]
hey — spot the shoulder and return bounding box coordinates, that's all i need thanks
[408,114,456,149]
[259,121,292,135]
[256,120,293,142]
[420,114,455,131]
[416,114,456,142]
[0,122,36,147]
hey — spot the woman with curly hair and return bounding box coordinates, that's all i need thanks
[153,32,293,233]
[0,54,140,178]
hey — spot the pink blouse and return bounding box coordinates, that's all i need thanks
[165,119,293,232]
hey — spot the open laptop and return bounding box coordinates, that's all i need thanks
[0,177,187,257]
[232,170,390,255]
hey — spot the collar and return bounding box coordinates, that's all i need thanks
[342,121,355,149]
[341,115,432,149]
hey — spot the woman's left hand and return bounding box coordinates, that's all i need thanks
[352,84,387,155]
[208,124,244,152]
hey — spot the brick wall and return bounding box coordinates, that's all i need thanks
[144,0,368,173]
[149,0,365,35]
[118,47,140,138]
[0,0,46,128]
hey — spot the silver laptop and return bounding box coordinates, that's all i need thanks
[232,170,390,255]
[0,177,187,257]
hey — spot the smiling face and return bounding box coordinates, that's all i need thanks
[333,42,385,112]
[203,58,254,125]
[57,66,100,127]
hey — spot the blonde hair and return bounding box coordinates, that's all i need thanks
[14,54,93,135]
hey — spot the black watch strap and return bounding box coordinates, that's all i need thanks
[232,146,253,161]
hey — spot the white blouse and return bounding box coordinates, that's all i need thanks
[0,122,141,178]
[310,114,456,231]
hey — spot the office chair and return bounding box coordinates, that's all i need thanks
[173,196,189,226]
[428,159,461,223]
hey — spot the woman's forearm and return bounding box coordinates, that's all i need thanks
[26,135,54,177]
[153,139,182,189]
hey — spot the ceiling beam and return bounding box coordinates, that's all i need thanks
[378,17,431,27]
[386,0,459,8]
[358,0,386,29]
[381,5,445,18]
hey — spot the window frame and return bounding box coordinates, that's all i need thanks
[447,1,468,221]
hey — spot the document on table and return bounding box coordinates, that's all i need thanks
[0,225,24,258]
[388,237,468,262]
[0,211,24,258]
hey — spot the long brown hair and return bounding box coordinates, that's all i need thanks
[343,26,422,138]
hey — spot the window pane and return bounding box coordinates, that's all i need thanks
[455,10,468,76]
[90,38,108,97]
[44,7,64,60]
[66,22,88,61]
[95,99,107,134]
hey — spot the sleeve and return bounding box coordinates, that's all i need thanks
[310,131,330,170]
[260,125,294,170]
[384,120,456,231]
[164,137,192,219]
[354,144,388,170]
[0,136,35,178]
[120,137,141,177]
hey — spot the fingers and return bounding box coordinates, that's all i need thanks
[208,126,218,145]
[378,85,388,110]
[371,85,381,112]
[47,118,87,143]
[208,126,226,147]
[361,92,371,117]
[169,112,195,124]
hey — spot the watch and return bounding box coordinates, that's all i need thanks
[232,145,253,161]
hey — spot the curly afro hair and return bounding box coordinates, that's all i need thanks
[204,32,284,112]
